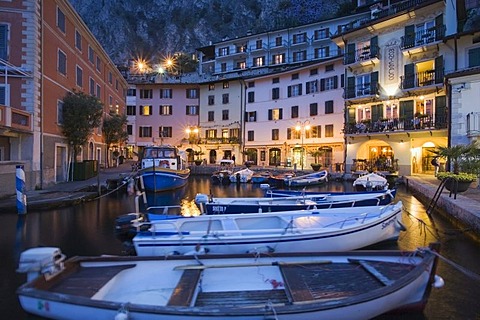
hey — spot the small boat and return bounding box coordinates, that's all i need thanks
[133,202,405,256]
[138,145,190,192]
[269,171,295,186]
[229,167,254,183]
[250,170,271,183]
[210,169,232,185]
[285,169,328,187]
[265,188,397,198]
[353,172,388,191]
[16,243,444,320]
[195,189,396,214]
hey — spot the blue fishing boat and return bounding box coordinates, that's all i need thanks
[138,145,190,192]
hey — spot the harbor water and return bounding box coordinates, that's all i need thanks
[1,176,479,319]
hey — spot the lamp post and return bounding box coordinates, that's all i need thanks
[186,126,199,144]
[295,120,311,170]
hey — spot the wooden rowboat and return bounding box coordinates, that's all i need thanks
[17,244,444,320]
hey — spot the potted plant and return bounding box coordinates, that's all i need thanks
[436,172,477,192]
[308,149,324,171]
[242,149,257,167]
[193,150,204,166]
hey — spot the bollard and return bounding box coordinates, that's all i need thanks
[15,165,27,215]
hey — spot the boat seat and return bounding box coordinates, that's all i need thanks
[167,269,203,306]
[279,265,315,302]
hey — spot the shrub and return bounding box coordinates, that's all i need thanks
[436,172,477,182]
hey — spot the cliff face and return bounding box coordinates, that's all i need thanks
[69,0,350,64]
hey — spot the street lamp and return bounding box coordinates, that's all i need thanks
[186,126,199,144]
[295,120,311,170]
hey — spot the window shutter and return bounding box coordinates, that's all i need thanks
[370,36,378,57]
[345,43,356,64]
[0,25,7,60]
[298,84,302,95]
[0,86,5,105]
[370,72,378,94]
[149,105,153,115]
[320,78,325,91]
[435,14,444,40]
[268,109,272,120]
[139,106,143,115]
[287,86,291,97]
[333,76,338,89]
[279,108,283,120]
[435,56,444,83]
[404,25,415,48]
[435,96,446,128]
[346,77,355,98]
[403,64,415,89]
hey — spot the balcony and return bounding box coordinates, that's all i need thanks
[344,114,447,135]
[0,105,33,135]
[400,25,445,55]
[400,69,444,93]
[344,46,380,67]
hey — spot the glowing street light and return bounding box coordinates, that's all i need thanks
[186,126,199,144]
[295,120,311,170]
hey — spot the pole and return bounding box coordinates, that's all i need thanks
[301,131,304,171]
[16,165,27,215]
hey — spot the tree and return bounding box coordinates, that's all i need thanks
[103,111,128,167]
[61,91,103,161]
[432,144,472,174]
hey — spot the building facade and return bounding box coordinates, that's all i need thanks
[0,0,127,195]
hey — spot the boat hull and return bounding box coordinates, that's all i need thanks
[141,169,190,192]
[133,203,404,256]
[17,246,440,320]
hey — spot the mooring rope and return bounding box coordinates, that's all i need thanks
[427,249,480,282]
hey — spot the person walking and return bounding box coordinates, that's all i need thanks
[232,155,236,166]
[431,157,440,176]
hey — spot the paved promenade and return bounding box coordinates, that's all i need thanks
[0,163,479,240]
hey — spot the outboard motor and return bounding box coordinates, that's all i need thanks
[17,247,66,282]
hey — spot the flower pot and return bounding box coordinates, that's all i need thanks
[444,180,472,193]
[311,163,321,171]
[194,160,203,166]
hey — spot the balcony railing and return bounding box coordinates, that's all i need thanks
[0,105,32,132]
[344,45,380,65]
[400,69,444,89]
[344,114,447,134]
[400,25,446,50]
[344,83,379,100]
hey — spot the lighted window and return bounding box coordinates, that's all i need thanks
[140,105,152,116]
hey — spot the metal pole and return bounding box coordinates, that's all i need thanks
[16,165,27,215]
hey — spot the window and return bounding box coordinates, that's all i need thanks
[89,78,95,95]
[140,89,153,99]
[291,106,298,118]
[58,50,66,75]
[208,111,214,121]
[247,91,255,103]
[253,56,265,67]
[272,77,279,84]
[325,64,334,72]
[356,74,371,96]
[468,47,480,68]
[186,88,198,99]
[310,103,318,116]
[208,95,215,105]
[287,84,302,97]
[159,105,172,115]
[247,130,255,141]
[88,46,94,63]
[275,36,283,46]
[272,87,280,100]
[246,111,256,122]
[223,81,229,89]
[108,72,113,84]
[76,65,83,87]
[218,47,229,56]
[310,68,318,76]
[291,73,299,80]
[96,84,101,98]
[325,124,334,137]
[159,126,172,138]
[75,30,82,51]
[57,7,66,33]
[293,50,306,62]
[0,24,7,60]
[320,76,338,91]
[96,56,101,72]
[206,129,217,139]
[306,80,318,94]
[248,81,255,88]
[315,46,329,59]
[127,125,132,135]
[236,61,246,69]
[0,85,7,105]
[57,100,64,125]
[222,109,229,120]
[314,28,329,40]
[127,88,136,96]
[256,39,262,49]
[222,128,229,141]
[208,83,215,90]
[126,105,136,115]
[220,63,227,72]
[186,105,198,115]
[325,100,334,114]
[293,32,306,44]
[311,125,321,138]
[222,93,229,104]
[140,105,152,116]
[160,88,173,99]
[272,129,279,140]
[272,53,284,64]
[268,108,283,121]
[139,126,152,137]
